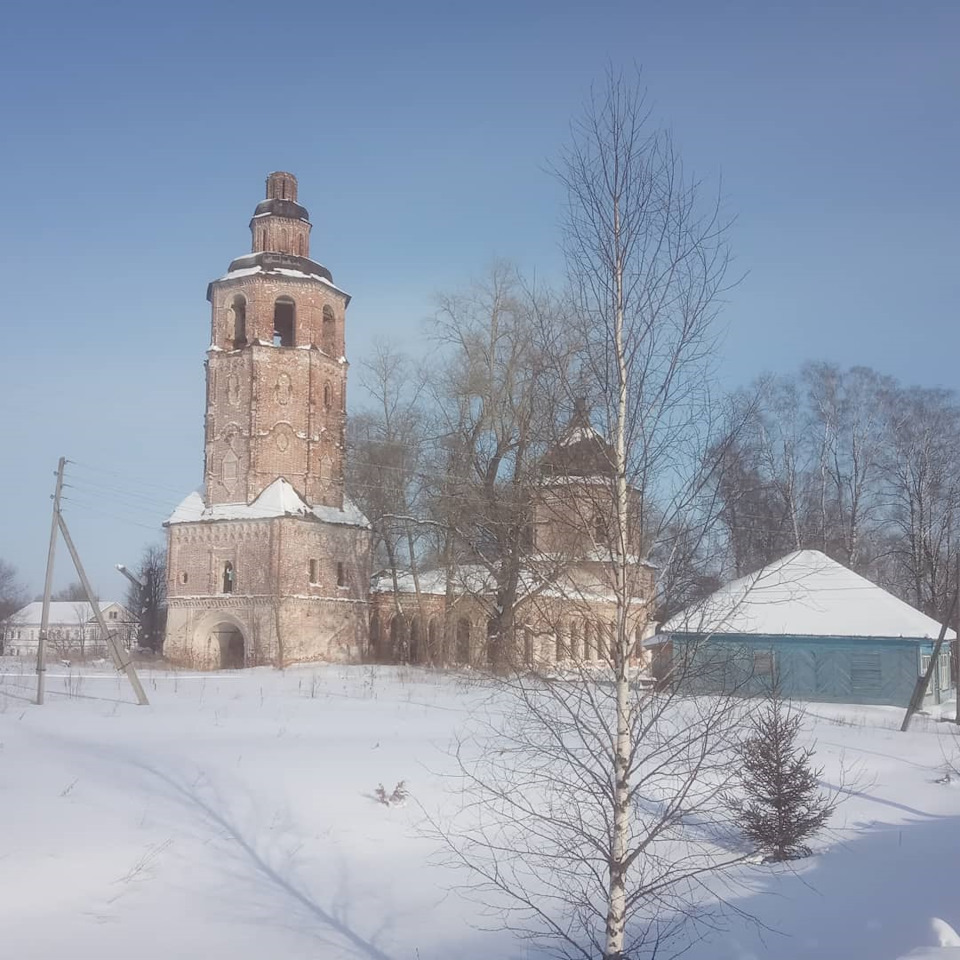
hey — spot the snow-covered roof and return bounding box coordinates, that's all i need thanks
[8,601,130,627]
[371,564,493,597]
[166,478,370,529]
[215,263,349,299]
[370,562,631,604]
[661,550,954,641]
[558,424,603,447]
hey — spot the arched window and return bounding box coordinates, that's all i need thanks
[322,305,336,355]
[410,618,422,663]
[524,628,534,665]
[389,616,407,662]
[598,622,611,660]
[323,383,331,409]
[230,295,246,347]
[456,618,471,664]
[273,297,295,347]
[485,619,498,666]
[594,511,606,544]
[521,522,535,550]
[222,561,235,594]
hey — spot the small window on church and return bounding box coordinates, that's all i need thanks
[180,572,188,585]
[322,305,336,355]
[273,298,295,347]
[309,559,318,584]
[336,562,346,588]
[323,383,331,409]
[222,561,235,594]
[594,512,606,543]
[231,295,247,347]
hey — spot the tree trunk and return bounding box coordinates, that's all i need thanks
[605,195,631,960]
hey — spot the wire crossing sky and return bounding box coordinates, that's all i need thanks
[0,0,956,594]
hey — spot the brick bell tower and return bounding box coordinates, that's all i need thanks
[163,172,371,669]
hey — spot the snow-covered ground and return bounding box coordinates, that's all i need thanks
[1,659,958,960]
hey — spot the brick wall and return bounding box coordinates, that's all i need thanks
[206,273,348,508]
[165,514,370,668]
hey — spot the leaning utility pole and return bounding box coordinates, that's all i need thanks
[35,458,149,707]
[900,581,958,732]
[36,457,66,705]
[955,558,960,726]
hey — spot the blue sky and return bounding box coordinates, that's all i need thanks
[1,0,957,597]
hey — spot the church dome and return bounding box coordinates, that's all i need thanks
[540,399,615,479]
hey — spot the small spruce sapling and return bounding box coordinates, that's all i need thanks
[729,690,835,861]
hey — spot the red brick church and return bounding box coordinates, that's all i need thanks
[164,173,653,669]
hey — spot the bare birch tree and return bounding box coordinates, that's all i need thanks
[0,559,27,625]
[436,73,748,960]
[347,341,429,660]
[426,262,571,666]
[802,362,890,567]
[883,385,960,619]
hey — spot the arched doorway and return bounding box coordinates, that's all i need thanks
[212,623,245,669]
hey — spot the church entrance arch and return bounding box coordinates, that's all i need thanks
[213,623,245,669]
[194,614,249,670]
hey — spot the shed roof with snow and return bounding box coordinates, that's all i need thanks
[661,550,954,642]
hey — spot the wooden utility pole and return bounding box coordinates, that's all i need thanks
[900,583,958,732]
[36,457,66,705]
[955,559,960,726]
[34,457,148,707]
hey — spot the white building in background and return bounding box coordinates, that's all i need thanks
[2,601,136,658]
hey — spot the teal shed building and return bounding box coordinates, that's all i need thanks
[655,550,955,708]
